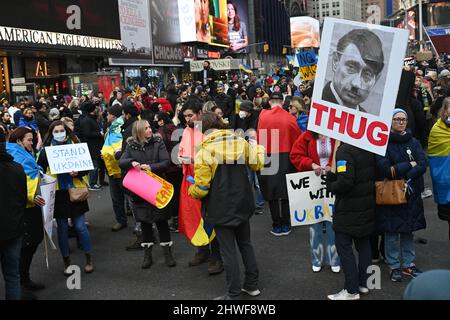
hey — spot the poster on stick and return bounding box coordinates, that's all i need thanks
[286,172,335,227]
[308,18,409,156]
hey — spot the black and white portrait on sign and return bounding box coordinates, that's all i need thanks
[322,22,393,116]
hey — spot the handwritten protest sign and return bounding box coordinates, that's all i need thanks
[286,172,335,227]
[123,169,174,209]
[297,49,318,81]
[46,143,94,175]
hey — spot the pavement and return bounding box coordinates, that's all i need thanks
[1,174,449,300]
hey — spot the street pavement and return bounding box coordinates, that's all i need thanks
[1,174,449,300]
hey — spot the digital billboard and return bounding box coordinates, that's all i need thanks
[226,0,249,53]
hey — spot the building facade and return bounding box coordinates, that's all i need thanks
[308,0,362,23]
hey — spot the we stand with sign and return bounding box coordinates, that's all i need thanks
[286,172,335,227]
[45,143,94,175]
[308,18,409,156]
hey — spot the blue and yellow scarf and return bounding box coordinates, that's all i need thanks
[102,116,124,179]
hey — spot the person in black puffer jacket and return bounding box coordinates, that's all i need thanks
[119,119,175,270]
[325,143,376,300]
[376,109,427,283]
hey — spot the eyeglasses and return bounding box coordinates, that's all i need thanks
[393,118,408,123]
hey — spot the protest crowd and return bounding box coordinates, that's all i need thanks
[0,48,450,301]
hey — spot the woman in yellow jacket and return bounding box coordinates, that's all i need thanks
[189,112,265,300]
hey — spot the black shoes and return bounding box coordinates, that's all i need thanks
[22,280,45,291]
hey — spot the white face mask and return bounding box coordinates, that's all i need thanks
[239,111,248,119]
[54,131,67,142]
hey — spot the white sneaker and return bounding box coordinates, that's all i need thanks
[241,288,261,297]
[312,265,322,273]
[327,289,360,301]
[359,287,370,295]
[331,266,341,273]
[421,189,433,199]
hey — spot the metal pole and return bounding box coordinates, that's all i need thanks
[419,0,423,51]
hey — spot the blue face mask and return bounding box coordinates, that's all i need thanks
[54,131,67,142]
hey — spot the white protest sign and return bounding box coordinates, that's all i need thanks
[46,143,94,175]
[40,174,57,251]
[286,172,335,227]
[308,18,409,156]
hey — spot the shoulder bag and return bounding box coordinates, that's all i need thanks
[375,167,408,206]
[68,179,90,203]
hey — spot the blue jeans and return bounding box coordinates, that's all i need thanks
[384,232,416,269]
[57,215,92,258]
[310,222,340,267]
[247,169,265,209]
[89,157,100,187]
[0,237,22,300]
[109,177,127,226]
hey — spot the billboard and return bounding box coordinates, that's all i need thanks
[290,16,320,48]
[0,1,122,52]
[119,0,152,57]
[308,18,409,156]
[178,0,229,48]
[227,0,249,53]
[150,0,183,64]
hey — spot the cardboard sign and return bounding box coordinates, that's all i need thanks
[308,18,409,156]
[46,143,94,175]
[123,169,174,209]
[286,172,335,227]
[404,56,416,67]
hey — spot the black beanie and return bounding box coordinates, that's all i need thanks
[108,104,123,118]
[240,101,254,113]
[122,100,140,117]
[81,101,96,114]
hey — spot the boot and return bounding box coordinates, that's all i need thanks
[142,247,153,269]
[126,234,143,251]
[162,244,176,268]
[84,254,94,274]
[63,256,72,277]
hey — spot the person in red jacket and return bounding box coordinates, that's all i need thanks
[156,92,174,115]
[290,131,341,274]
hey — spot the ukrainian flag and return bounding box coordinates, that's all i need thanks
[6,143,42,208]
[102,116,125,179]
[428,118,450,205]
[240,64,253,74]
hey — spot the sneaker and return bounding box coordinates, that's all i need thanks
[390,268,403,282]
[402,266,423,279]
[359,287,370,295]
[242,288,261,297]
[254,208,264,215]
[270,226,283,237]
[188,253,209,267]
[111,223,128,232]
[208,260,224,275]
[89,185,103,191]
[312,265,322,273]
[327,289,360,300]
[281,225,292,236]
[331,266,341,273]
[421,189,433,199]
[213,294,235,301]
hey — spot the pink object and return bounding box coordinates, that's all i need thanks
[123,169,163,206]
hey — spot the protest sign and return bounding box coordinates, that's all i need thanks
[286,172,335,227]
[404,56,416,67]
[40,174,57,255]
[308,18,409,156]
[45,143,94,175]
[297,49,318,81]
[123,169,174,209]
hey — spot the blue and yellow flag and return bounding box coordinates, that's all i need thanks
[240,64,253,74]
[428,119,450,205]
[6,143,42,208]
[102,116,125,179]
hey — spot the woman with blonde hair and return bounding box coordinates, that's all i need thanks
[119,120,175,269]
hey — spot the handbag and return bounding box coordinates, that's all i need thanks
[375,167,408,206]
[68,180,90,203]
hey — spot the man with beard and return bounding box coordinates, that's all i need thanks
[0,111,17,133]
[214,84,234,128]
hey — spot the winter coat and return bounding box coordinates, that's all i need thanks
[214,93,234,119]
[188,130,265,227]
[119,137,171,223]
[234,111,259,133]
[326,144,376,238]
[290,131,336,172]
[0,148,26,244]
[120,116,139,154]
[79,114,104,159]
[35,111,51,138]
[375,131,428,233]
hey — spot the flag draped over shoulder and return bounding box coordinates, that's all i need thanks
[428,119,450,205]
[179,164,215,246]
[6,143,42,208]
[102,116,124,179]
